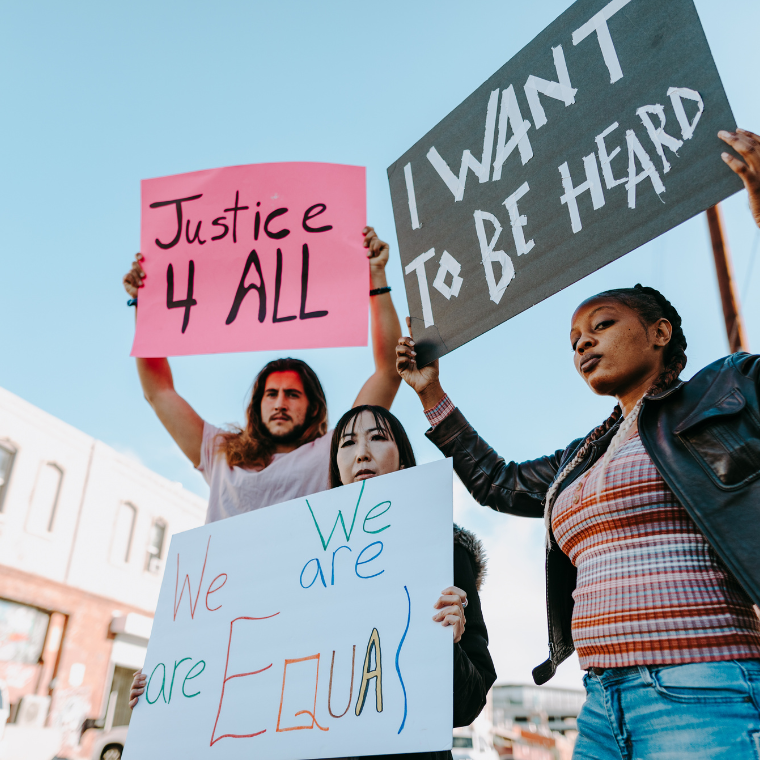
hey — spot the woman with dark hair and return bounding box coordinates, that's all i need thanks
[396,129,760,758]
[330,405,497,758]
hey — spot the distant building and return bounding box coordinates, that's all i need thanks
[0,386,206,758]
[492,683,585,735]
[490,683,584,760]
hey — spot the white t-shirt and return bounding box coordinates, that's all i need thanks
[197,422,332,524]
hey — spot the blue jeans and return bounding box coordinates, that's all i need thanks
[573,660,760,759]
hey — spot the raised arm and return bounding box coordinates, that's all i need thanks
[124,254,204,467]
[352,227,402,409]
[396,325,569,517]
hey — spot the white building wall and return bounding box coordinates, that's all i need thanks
[0,385,207,611]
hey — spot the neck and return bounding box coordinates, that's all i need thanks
[272,441,299,455]
[616,367,663,417]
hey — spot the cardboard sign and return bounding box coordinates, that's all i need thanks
[131,163,368,357]
[123,459,454,760]
[388,0,743,365]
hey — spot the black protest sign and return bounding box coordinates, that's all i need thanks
[388,0,742,365]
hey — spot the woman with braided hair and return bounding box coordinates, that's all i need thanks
[396,128,760,760]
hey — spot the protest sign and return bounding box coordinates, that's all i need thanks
[123,459,454,760]
[131,162,367,357]
[388,0,743,365]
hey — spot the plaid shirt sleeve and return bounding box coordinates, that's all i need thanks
[424,394,455,428]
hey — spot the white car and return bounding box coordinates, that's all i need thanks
[89,726,128,760]
[452,727,500,760]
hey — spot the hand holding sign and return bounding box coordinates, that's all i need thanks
[432,587,467,644]
[124,253,145,299]
[719,128,760,228]
[395,318,444,412]
[363,226,391,275]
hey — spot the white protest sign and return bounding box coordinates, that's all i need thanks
[123,459,454,759]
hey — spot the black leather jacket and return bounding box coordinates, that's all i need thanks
[427,353,760,685]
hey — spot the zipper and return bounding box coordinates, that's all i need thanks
[546,440,604,661]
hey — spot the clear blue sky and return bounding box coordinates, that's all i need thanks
[2,0,759,688]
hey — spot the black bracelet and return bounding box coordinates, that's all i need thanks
[127,298,138,307]
[370,286,391,296]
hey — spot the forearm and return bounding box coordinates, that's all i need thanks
[353,268,402,408]
[428,408,562,517]
[452,645,491,728]
[369,267,401,376]
[136,357,175,406]
[135,357,204,466]
[127,261,202,466]
[452,551,496,727]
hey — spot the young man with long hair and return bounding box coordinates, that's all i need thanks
[123,226,402,523]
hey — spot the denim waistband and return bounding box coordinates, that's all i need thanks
[586,658,760,684]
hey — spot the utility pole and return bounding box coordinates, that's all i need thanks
[705,203,749,352]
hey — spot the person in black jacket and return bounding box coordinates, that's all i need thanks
[395,128,760,760]
[328,404,496,760]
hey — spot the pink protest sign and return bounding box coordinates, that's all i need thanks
[131,162,367,357]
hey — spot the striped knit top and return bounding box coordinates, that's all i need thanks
[551,431,760,670]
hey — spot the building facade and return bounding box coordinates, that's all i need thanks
[490,684,584,760]
[0,386,207,758]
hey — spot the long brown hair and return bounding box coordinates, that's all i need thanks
[328,405,416,488]
[216,358,328,470]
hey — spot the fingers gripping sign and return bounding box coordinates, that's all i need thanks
[130,669,147,709]
[362,226,390,273]
[432,586,467,644]
[719,128,760,229]
[396,317,445,410]
[123,253,146,300]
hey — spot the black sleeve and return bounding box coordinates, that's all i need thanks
[426,409,580,519]
[452,544,497,727]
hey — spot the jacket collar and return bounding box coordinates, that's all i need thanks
[644,379,686,402]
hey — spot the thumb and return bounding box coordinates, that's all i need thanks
[405,316,414,341]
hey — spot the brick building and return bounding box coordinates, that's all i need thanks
[0,385,206,758]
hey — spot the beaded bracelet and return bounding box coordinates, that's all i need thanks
[369,286,391,296]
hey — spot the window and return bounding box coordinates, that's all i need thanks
[111,502,137,564]
[0,598,50,665]
[145,519,166,573]
[0,443,16,513]
[28,462,63,533]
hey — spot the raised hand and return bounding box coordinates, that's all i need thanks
[433,586,467,644]
[123,253,146,298]
[362,226,389,275]
[396,317,444,409]
[719,128,760,229]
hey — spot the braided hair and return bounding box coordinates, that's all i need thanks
[542,284,688,544]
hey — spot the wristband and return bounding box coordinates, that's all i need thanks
[370,286,391,296]
[127,298,138,307]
